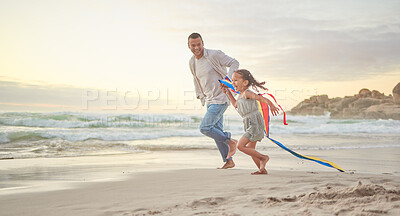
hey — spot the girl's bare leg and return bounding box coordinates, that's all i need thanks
[237,136,269,174]
[246,142,260,174]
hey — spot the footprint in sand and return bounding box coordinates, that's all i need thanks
[189,197,226,207]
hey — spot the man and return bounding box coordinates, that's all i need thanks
[188,32,238,169]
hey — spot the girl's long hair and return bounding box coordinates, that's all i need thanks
[234,69,268,92]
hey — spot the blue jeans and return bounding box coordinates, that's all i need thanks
[200,103,232,162]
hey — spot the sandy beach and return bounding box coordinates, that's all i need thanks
[1,169,399,216]
[1,148,399,216]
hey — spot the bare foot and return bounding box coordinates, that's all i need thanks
[251,168,268,175]
[218,159,235,169]
[259,155,269,171]
[226,139,237,159]
[251,170,262,175]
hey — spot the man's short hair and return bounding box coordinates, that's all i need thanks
[188,32,203,43]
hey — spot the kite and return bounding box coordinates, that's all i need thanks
[219,76,344,172]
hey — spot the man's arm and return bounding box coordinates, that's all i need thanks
[189,59,203,100]
[193,77,202,99]
[216,50,239,79]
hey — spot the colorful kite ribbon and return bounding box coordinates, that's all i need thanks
[219,77,344,172]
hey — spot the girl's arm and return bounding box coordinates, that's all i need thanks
[244,90,279,116]
[220,84,237,108]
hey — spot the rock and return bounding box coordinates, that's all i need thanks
[311,106,325,115]
[365,104,400,120]
[358,88,371,98]
[289,83,400,119]
[371,90,385,99]
[381,98,395,104]
[363,106,386,119]
[290,102,316,115]
[393,82,400,105]
[351,98,381,109]
[326,97,357,114]
[290,95,330,116]
[329,110,340,118]
[342,107,365,119]
[384,105,400,120]
[310,95,329,104]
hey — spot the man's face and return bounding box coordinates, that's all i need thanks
[188,37,204,59]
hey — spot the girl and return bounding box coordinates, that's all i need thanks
[221,69,279,175]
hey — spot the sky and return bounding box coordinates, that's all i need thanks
[1,0,399,113]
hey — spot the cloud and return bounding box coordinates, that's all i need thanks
[247,24,400,81]
[0,80,83,111]
[163,1,400,81]
[1,0,399,90]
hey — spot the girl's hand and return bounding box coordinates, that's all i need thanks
[220,84,229,94]
[269,104,280,116]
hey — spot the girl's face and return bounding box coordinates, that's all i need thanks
[232,72,249,93]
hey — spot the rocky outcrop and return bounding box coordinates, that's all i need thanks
[393,82,400,105]
[289,82,400,120]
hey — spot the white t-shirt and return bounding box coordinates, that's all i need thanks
[195,57,229,104]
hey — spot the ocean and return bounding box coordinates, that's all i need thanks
[1,111,399,160]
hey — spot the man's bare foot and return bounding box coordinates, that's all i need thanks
[251,168,268,175]
[218,159,235,169]
[260,155,269,171]
[226,139,237,159]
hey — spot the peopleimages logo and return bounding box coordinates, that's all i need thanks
[81,88,201,111]
[81,88,318,112]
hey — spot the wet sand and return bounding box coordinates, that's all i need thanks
[0,148,399,215]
